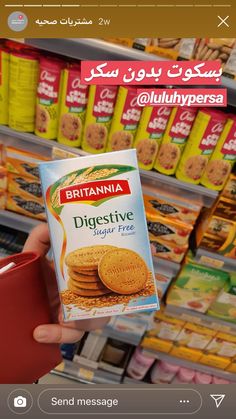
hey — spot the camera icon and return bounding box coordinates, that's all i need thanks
[13,396,27,408]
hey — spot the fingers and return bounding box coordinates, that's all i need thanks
[34,324,84,344]
[23,223,51,257]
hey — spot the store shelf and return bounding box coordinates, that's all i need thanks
[25,38,236,107]
[25,38,168,62]
[0,125,87,159]
[141,170,218,208]
[142,349,236,383]
[153,257,180,279]
[0,124,217,210]
[123,376,147,385]
[0,210,43,233]
[54,359,121,385]
[194,248,236,273]
[165,305,236,335]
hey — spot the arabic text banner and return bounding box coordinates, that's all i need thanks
[81,61,222,86]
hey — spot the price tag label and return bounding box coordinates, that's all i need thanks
[199,256,224,269]
[54,361,65,372]
[78,368,94,382]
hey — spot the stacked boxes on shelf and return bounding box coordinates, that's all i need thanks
[141,306,236,372]
[197,172,236,259]
[143,191,201,263]
[4,147,48,220]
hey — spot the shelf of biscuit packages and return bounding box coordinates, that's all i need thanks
[24,38,236,106]
[0,209,43,233]
[142,349,236,383]
[0,124,218,209]
[165,304,236,335]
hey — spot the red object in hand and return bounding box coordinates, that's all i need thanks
[0,252,62,384]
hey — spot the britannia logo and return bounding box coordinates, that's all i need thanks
[59,179,131,205]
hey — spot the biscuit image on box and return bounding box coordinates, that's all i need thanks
[35,105,50,134]
[136,139,158,167]
[184,155,208,181]
[156,143,180,170]
[204,160,231,187]
[85,123,107,150]
[60,114,82,142]
[98,248,148,294]
[111,131,133,151]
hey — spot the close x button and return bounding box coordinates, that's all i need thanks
[217,15,230,28]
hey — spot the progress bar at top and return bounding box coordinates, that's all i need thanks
[4,3,232,7]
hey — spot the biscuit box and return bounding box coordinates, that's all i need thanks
[0,46,9,125]
[106,86,142,153]
[5,146,49,180]
[166,262,229,313]
[147,214,192,246]
[9,51,39,132]
[39,149,159,321]
[200,115,236,190]
[57,64,89,147]
[154,106,197,175]
[176,109,227,184]
[8,173,43,202]
[175,322,216,350]
[35,56,64,140]
[222,174,236,201]
[6,191,46,220]
[134,105,172,170]
[208,272,236,324]
[143,192,201,226]
[82,85,118,154]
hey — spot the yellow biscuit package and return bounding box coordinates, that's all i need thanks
[170,345,203,362]
[222,174,236,201]
[201,115,236,190]
[143,193,201,226]
[205,332,236,358]
[106,86,142,152]
[150,237,188,263]
[0,165,7,190]
[147,214,192,246]
[81,85,118,153]
[0,189,6,209]
[175,323,216,350]
[57,64,89,147]
[154,107,197,175]
[6,191,46,220]
[176,109,227,184]
[0,47,9,125]
[35,56,64,140]
[40,149,159,321]
[5,146,49,180]
[8,173,43,202]
[134,105,171,170]
[199,353,231,369]
[9,51,39,132]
